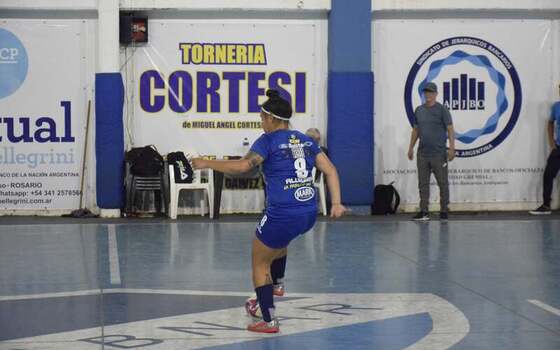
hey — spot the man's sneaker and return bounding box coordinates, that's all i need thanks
[413,212,430,221]
[440,212,449,221]
[529,205,552,215]
[273,283,285,297]
[247,319,279,333]
[245,297,261,318]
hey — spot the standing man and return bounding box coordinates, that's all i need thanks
[530,88,560,215]
[407,82,456,221]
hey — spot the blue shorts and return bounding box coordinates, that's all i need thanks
[256,211,316,249]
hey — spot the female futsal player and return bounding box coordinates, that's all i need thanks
[191,90,346,333]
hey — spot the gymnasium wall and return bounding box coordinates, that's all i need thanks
[0,1,329,215]
[0,0,559,215]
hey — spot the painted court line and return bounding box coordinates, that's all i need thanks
[108,288,252,297]
[528,299,560,316]
[0,289,246,302]
[108,224,121,285]
[0,289,251,302]
[0,288,449,301]
[0,289,101,302]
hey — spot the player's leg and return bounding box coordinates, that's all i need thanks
[271,247,287,296]
[248,237,281,333]
[246,212,316,332]
[270,213,315,297]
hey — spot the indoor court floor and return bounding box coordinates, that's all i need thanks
[1,215,560,349]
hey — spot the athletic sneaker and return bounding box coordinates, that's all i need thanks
[529,205,552,215]
[413,212,430,221]
[440,212,449,221]
[247,319,279,333]
[245,297,260,318]
[273,283,285,297]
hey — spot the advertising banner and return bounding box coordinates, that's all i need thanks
[127,20,327,213]
[0,21,87,210]
[373,20,556,209]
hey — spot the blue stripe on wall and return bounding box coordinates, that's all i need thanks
[329,0,372,72]
[95,73,125,209]
[328,72,374,205]
[328,0,374,205]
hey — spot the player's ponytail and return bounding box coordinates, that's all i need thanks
[261,89,292,121]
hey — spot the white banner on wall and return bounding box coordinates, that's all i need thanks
[127,20,327,213]
[373,19,558,210]
[0,21,86,211]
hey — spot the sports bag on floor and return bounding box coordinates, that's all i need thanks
[372,182,400,215]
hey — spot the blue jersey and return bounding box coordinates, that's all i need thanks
[250,129,322,216]
[551,102,560,145]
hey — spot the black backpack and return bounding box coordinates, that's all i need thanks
[167,151,194,183]
[372,182,400,215]
[125,145,164,177]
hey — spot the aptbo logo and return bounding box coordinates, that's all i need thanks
[0,27,28,99]
[443,73,486,111]
[404,37,522,157]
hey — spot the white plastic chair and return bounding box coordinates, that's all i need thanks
[168,165,214,219]
[312,167,327,216]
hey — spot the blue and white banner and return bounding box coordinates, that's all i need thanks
[126,20,327,213]
[0,21,87,210]
[128,21,327,158]
[373,20,557,210]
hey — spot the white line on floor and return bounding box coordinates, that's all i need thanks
[0,289,252,301]
[108,224,121,285]
[0,288,442,301]
[0,289,102,301]
[528,299,560,316]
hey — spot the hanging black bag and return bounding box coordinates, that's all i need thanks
[125,145,164,177]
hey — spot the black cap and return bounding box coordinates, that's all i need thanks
[423,82,438,93]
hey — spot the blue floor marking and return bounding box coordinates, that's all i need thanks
[203,313,433,350]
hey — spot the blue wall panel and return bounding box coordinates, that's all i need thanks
[328,0,374,205]
[95,73,125,209]
[328,72,374,204]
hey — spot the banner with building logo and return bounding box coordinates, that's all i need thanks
[373,20,557,210]
[0,21,87,211]
[127,20,327,213]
